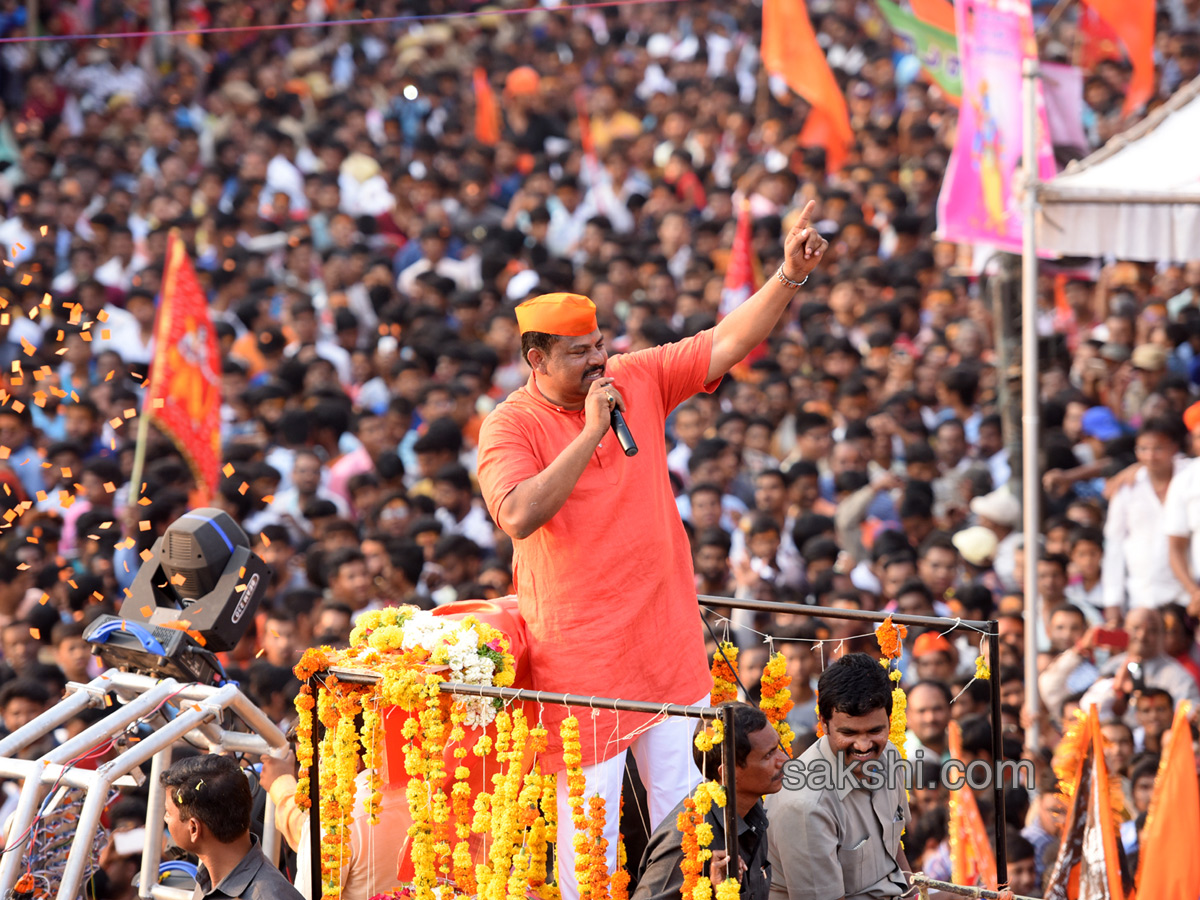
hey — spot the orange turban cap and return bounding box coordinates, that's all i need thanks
[515,293,598,337]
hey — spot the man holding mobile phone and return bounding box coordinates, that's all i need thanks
[1078,609,1200,723]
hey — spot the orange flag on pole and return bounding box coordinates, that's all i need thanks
[1078,0,1154,117]
[719,198,764,319]
[911,0,956,34]
[1135,702,1200,900]
[1043,706,1126,900]
[947,721,998,889]
[761,0,853,173]
[473,67,500,146]
[146,233,222,503]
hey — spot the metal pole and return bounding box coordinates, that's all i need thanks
[988,625,1008,888]
[309,677,323,900]
[1021,56,1042,753]
[328,674,724,721]
[719,703,740,889]
[698,596,966,631]
[138,745,173,900]
[910,873,1041,900]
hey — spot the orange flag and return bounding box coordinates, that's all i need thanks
[146,233,222,503]
[947,721,997,889]
[1044,706,1126,900]
[761,0,853,173]
[1079,0,1154,116]
[473,67,500,146]
[719,198,764,319]
[911,0,956,34]
[1136,703,1200,900]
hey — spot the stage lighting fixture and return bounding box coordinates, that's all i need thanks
[84,509,271,685]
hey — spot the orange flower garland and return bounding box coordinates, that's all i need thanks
[710,642,739,706]
[758,652,795,755]
[876,617,908,759]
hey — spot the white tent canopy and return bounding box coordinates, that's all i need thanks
[1037,75,1200,262]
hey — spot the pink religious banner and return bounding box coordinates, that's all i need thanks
[937,0,1056,251]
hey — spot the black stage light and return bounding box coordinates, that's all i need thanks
[84,509,271,685]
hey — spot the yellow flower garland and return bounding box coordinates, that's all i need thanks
[876,617,908,758]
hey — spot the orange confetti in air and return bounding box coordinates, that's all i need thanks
[138,520,150,531]
[10,401,23,413]
[104,370,114,382]
[38,593,48,605]
[39,226,47,236]
[20,337,33,356]
[262,494,274,504]
[15,563,27,571]
[152,399,164,409]
[222,463,234,477]
[96,310,109,322]
[238,482,248,495]
[0,447,9,460]
[60,467,71,478]
[123,409,136,419]
[261,534,271,547]
[108,418,122,429]
[140,606,152,617]
[28,628,39,640]
[103,482,116,493]
[256,649,265,658]
[137,496,151,506]
[31,391,45,408]
[101,330,111,340]
[170,573,186,586]
[139,549,153,562]
[19,274,30,285]
[34,491,45,502]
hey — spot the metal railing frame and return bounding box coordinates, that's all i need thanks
[696,595,1009,886]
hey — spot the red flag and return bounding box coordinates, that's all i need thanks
[1079,0,1154,116]
[948,721,997,889]
[719,199,763,319]
[146,233,222,503]
[473,68,500,146]
[911,0,956,34]
[1044,706,1126,900]
[1136,703,1200,900]
[761,0,853,173]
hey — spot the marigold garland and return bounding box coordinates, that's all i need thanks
[758,652,795,755]
[677,781,730,900]
[974,654,990,681]
[876,618,908,758]
[710,642,740,706]
[292,610,519,900]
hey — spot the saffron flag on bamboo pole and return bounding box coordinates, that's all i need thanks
[1135,702,1200,900]
[947,721,997,889]
[473,67,500,146]
[146,233,222,503]
[761,0,853,173]
[1078,0,1154,117]
[1043,706,1126,900]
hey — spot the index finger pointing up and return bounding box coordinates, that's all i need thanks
[794,199,817,233]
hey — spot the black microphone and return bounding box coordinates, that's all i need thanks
[610,407,638,457]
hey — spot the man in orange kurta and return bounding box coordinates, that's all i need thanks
[476,202,828,900]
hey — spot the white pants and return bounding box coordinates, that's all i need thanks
[554,697,708,900]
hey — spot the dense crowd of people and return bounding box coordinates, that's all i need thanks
[0,0,1196,896]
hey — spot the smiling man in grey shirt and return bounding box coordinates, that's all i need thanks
[766,653,914,900]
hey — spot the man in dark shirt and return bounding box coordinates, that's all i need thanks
[162,753,302,900]
[632,703,788,900]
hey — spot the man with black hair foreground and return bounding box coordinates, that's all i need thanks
[766,653,913,900]
[632,703,787,900]
[162,753,302,899]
